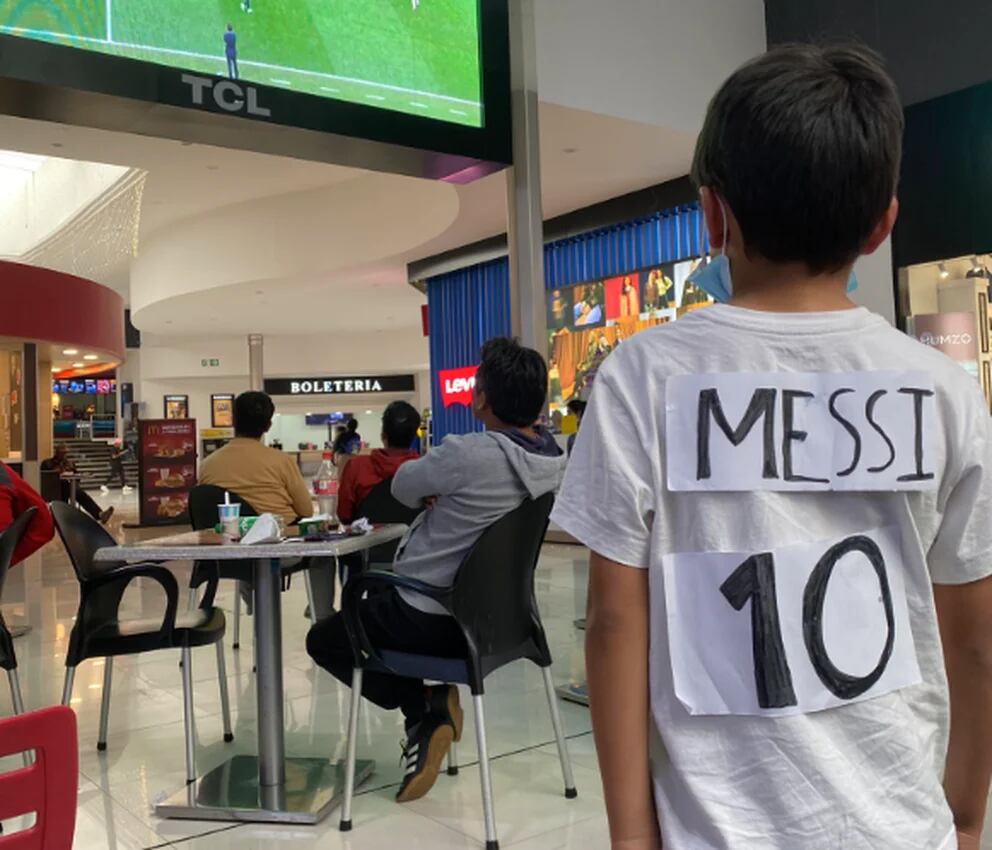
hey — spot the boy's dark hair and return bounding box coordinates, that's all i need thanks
[382,402,421,449]
[477,337,548,427]
[234,391,275,439]
[691,44,903,274]
[567,399,587,417]
[346,418,359,433]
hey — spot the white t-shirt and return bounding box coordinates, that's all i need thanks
[553,304,992,850]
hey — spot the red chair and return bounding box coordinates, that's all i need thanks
[0,706,77,849]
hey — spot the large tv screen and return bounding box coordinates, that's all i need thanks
[1,1,483,127]
[0,1,509,173]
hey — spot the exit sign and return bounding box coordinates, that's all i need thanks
[201,358,220,368]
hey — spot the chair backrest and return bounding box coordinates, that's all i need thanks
[188,485,257,532]
[0,508,37,599]
[355,479,422,565]
[450,493,555,665]
[0,706,78,850]
[49,502,117,582]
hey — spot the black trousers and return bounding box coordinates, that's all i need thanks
[60,480,102,521]
[103,460,125,488]
[306,588,466,725]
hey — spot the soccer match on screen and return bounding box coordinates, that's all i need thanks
[0,0,484,126]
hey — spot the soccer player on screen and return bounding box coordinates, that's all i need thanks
[224,24,238,80]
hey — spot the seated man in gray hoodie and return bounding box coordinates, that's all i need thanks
[306,338,565,804]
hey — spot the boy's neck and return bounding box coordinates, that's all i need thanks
[727,257,858,313]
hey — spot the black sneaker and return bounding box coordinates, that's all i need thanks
[395,715,454,803]
[428,685,464,742]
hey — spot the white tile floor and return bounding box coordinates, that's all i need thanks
[1,491,602,850]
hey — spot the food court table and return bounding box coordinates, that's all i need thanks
[93,525,407,825]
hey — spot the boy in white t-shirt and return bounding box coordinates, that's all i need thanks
[553,45,992,850]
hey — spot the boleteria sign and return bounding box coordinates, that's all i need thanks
[439,366,478,408]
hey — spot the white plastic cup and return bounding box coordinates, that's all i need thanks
[218,503,242,540]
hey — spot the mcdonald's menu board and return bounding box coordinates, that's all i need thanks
[138,419,197,526]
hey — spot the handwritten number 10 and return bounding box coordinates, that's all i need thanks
[720,536,896,709]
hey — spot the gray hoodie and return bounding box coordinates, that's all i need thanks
[391,430,567,614]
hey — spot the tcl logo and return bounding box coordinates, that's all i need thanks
[439,366,478,408]
[181,73,271,117]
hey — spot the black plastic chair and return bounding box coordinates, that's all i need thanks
[338,493,576,849]
[0,508,38,719]
[50,501,233,784]
[188,484,259,650]
[335,477,423,584]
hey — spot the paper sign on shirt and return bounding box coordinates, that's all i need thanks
[666,370,937,492]
[662,525,922,717]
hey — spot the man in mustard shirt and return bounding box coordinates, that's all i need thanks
[200,392,332,615]
[200,391,313,523]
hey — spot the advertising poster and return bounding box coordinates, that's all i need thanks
[910,312,980,377]
[138,419,196,526]
[164,394,189,419]
[572,283,605,329]
[605,275,641,321]
[211,394,235,428]
[545,259,710,407]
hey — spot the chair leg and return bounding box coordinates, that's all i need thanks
[472,694,499,850]
[7,669,24,715]
[61,667,76,706]
[180,645,197,784]
[215,641,234,743]
[232,582,242,650]
[96,658,114,752]
[304,570,317,624]
[541,666,577,798]
[339,668,363,832]
[8,669,30,767]
[447,740,459,776]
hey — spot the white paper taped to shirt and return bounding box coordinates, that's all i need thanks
[661,526,922,717]
[666,370,938,492]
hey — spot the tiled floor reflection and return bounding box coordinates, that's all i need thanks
[4,491,601,849]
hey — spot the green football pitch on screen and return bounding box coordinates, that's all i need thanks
[0,0,483,127]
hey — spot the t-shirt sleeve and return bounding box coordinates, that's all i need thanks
[929,391,992,585]
[551,372,655,568]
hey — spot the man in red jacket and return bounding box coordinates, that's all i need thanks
[337,402,421,525]
[0,462,54,565]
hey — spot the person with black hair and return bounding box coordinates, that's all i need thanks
[199,391,312,523]
[565,398,587,456]
[336,402,421,525]
[554,45,992,850]
[307,338,565,805]
[332,417,362,459]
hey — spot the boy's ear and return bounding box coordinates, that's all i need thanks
[699,187,726,250]
[862,197,899,256]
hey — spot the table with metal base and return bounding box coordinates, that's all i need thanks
[94,525,406,824]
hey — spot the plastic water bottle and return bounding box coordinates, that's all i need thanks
[314,451,339,521]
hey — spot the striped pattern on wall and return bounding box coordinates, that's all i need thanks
[426,202,707,443]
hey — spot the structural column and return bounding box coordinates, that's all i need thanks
[506,0,547,351]
[248,334,264,392]
[21,343,39,489]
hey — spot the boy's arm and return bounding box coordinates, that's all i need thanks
[391,442,460,509]
[935,577,992,846]
[587,552,660,850]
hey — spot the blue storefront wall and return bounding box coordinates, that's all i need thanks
[427,203,708,443]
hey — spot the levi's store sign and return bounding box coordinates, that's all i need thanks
[264,374,415,396]
[439,366,478,407]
